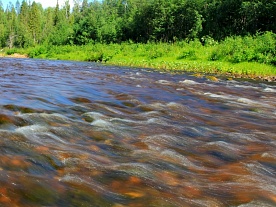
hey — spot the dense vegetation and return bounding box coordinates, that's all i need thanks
[0,0,275,78]
[1,0,275,47]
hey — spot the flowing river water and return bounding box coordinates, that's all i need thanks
[0,58,275,207]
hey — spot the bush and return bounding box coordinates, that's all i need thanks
[209,32,276,65]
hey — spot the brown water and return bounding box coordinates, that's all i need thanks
[0,58,275,207]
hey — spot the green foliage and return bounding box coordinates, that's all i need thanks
[85,52,103,62]
[6,48,17,55]
[1,0,275,47]
[209,32,276,65]
[178,50,197,60]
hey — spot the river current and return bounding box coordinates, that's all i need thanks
[0,58,275,207]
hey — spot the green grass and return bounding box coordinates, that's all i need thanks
[3,32,276,79]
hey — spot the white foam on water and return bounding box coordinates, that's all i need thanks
[150,102,166,109]
[83,112,113,127]
[204,92,271,108]
[41,113,70,121]
[205,141,241,152]
[204,92,233,100]
[156,80,172,85]
[146,117,166,125]
[83,112,106,120]
[110,117,137,124]
[264,88,276,93]
[141,111,160,116]
[91,119,111,127]
[261,152,276,159]
[103,106,127,115]
[237,98,262,105]
[110,117,166,125]
[179,79,199,85]
[16,125,48,134]
[167,102,184,108]
[233,85,259,90]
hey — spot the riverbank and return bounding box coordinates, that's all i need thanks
[2,33,276,82]
[0,52,28,58]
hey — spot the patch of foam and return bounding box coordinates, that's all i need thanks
[156,80,172,85]
[237,98,261,105]
[16,125,48,134]
[167,102,183,108]
[264,88,276,93]
[179,79,198,85]
[83,112,106,119]
[261,152,276,159]
[233,85,259,90]
[204,92,233,100]
[110,117,137,123]
[91,119,111,127]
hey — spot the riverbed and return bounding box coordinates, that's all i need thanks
[0,58,275,206]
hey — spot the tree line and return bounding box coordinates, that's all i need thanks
[0,0,275,48]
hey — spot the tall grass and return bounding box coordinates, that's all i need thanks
[4,32,276,77]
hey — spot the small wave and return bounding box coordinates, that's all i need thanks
[156,80,172,85]
[237,98,260,105]
[204,92,233,100]
[83,112,106,119]
[205,141,241,152]
[19,113,71,125]
[261,152,276,159]
[233,85,259,90]
[110,163,153,178]
[160,149,199,168]
[144,134,195,151]
[228,132,258,143]
[16,125,48,134]
[264,88,276,93]
[179,79,199,85]
[91,119,111,127]
[237,201,276,207]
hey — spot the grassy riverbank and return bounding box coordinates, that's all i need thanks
[2,32,276,80]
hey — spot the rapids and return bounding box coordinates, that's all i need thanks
[0,58,275,207]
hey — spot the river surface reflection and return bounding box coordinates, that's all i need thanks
[0,58,276,207]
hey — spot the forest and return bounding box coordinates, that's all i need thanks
[0,0,275,79]
[0,0,275,48]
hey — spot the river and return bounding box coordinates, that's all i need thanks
[0,58,275,207]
